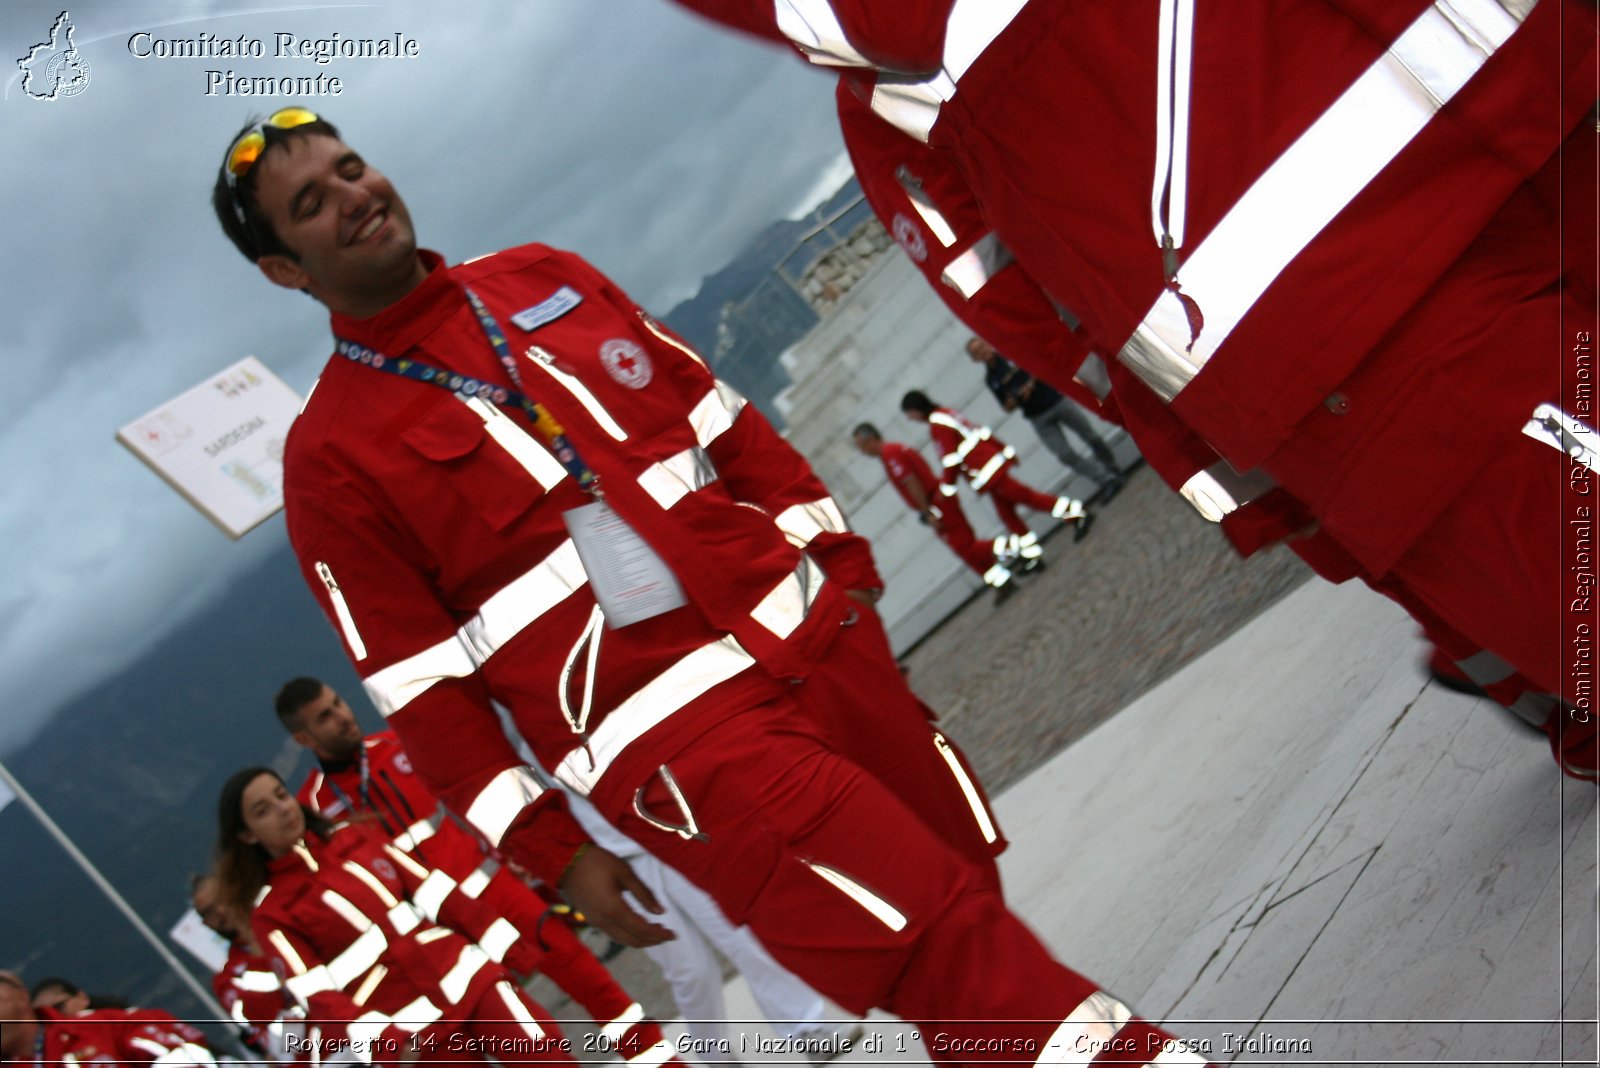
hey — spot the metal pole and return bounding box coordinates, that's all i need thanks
[0,759,226,1019]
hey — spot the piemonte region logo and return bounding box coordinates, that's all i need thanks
[17,10,91,101]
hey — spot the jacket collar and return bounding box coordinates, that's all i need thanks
[328,249,461,358]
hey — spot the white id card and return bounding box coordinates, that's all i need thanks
[563,500,688,627]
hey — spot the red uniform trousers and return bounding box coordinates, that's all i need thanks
[984,467,1060,537]
[597,695,1205,1067]
[412,980,571,1065]
[933,498,999,577]
[800,606,1006,885]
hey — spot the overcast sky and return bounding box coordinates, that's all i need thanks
[0,0,848,754]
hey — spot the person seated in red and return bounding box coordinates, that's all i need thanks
[0,969,215,1068]
[214,768,642,1066]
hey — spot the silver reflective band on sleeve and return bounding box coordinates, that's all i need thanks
[479,917,519,962]
[627,1041,677,1068]
[1034,989,1133,1066]
[392,813,440,853]
[465,766,546,848]
[351,964,387,1007]
[284,965,336,1004]
[320,889,370,933]
[342,861,400,909]
[414,926,453,945]
[967,447,1013,491]
[895,166,958,247]
[750,555,827,639]
[601,1002,646,1043]
[555,635,757,796]
[459,860,497,899]
[1073,354,1113,402]
[688,381,748,448]
[236,969,282,994]
[412,870,457,921]
[347,1013,389,1064]
[151,1043,216,1067]
[384,844,431,881]
[327,925,388,989]
[774,0,872,67]
[525,345,628,441]
[385,902,422,936]
[498,980,548,1041]
[803,861,908,931]
[932,732,998,843]
[638,311,709,368]
[866,0,1028,141]
[268,930,309,975]
[316,562,369,662]
[129,1038,169,1058]
[1523,404,1598,470]
[462,396,567,491]
[390,995,443,1033]
[228,1001,251,1028]
[439,943,492,1005]
[774,497,848,547]
[1178,462,1277,522]
[1118,0,1525,401]
[362,636,477,719]
[940,233,1014,299]
[637,447,718,510]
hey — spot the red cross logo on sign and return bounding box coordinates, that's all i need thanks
[600,338,653,389]
[891,213,927,263]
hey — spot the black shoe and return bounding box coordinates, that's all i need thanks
[1022,555,1047,574]
[1095,478,1124,505]
[993,579,1019,605]
[1073,512,1096,542]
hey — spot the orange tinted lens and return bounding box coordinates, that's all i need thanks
[266,106,319,131]
[227,130,266,177]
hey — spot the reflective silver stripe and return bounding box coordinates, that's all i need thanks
[1073,354,1113,402]
[342,861,400,909]
[389,995,442,1033]
[384,843,431,880]
[1510,692,1559,729]
[1119,1,1526,400]
[896,166,958,247]
[268,930,308,975]
[968,448,1012,491]
[385,902,421,936]
[602,1002,646,1043]
[459,859,499,899]
[414,926,453,944]
[499,980,547,1041]
[638,311,709,368]
[392,813,440,853]
[465,766,546,848]
[1455,649,1517,687]
[1034,990,1134,1066]
[327,926,387,988]
[235,969,281,994]
[1152,0,1196,257]
[1016,531,1043,560]
[316,562,368,662]
[560,605,604,735]
[774,497,848,547]
[129,1038,169,1058]
[461,396,566,490]
[866,0,1028,141]
[982,563,1011,588]
[938,482,958,497]
[1150,1047,1210,1066]
[479,917,519,962]
[151,1044,216,1067]
[228,1001,251,1028]
[367,539,590,718]
[940,233,1014,299]
[351,964,387,1007]
[1523,404,1598,469]
[1178,462,1276,522]
[689,382,748,447]
[525,345,628,441]
[284,965,335,1003]
[348,1013,390,1063]
[555,635,757,795]
[637,446,718,509]
[932,732,998,843]
[803,861,908,931]
[439,943,492,1005]
[773,0,872,67]
[750,555,827,639]
[363,635,477,719]
[412,870,457,921]
[320,890,370,933]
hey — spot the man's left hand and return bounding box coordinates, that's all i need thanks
[845,588,882,607]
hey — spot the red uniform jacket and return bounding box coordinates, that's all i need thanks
[36,1006,213,1067]
[253,824,537,1060]
[213,942,290,1057]
[879,442,940,513]
[284,245,881,885]
[925,407,1014,495]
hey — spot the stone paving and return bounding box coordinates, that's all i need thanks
[528,463,1318,1037]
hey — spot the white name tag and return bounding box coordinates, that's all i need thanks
[511,286,583,332]
[563,500,688,627]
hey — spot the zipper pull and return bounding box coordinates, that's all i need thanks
[525,345,556,366]
[1161,233,1180,284]
[316,561,338,592]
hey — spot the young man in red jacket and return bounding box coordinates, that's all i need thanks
[275,677,668,1061]
[209,109,1210,1065]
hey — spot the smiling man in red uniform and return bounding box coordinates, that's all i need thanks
[208,109,1209,1065]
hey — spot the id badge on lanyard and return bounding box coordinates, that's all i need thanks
[563,500,688,627]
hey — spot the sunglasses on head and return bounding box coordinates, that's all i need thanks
[222,107,322,224]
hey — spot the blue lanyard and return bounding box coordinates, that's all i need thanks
[325,746,372,815]
[334,285,601,495]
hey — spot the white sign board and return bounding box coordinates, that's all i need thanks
[169,906,230,973]
[117,357,302,539]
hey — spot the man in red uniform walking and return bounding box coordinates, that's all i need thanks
[208,109,1210,1065]
[275,677,670,1062]
[852,421,1016,599]
[902,389,1093,569]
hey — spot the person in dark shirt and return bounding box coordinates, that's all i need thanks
[968,337,1125,503]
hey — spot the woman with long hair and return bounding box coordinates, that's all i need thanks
[214,767,587,1065]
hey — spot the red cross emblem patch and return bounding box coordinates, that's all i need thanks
[600,338,653,389]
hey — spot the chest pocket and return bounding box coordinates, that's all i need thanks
[401,396,564,532]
